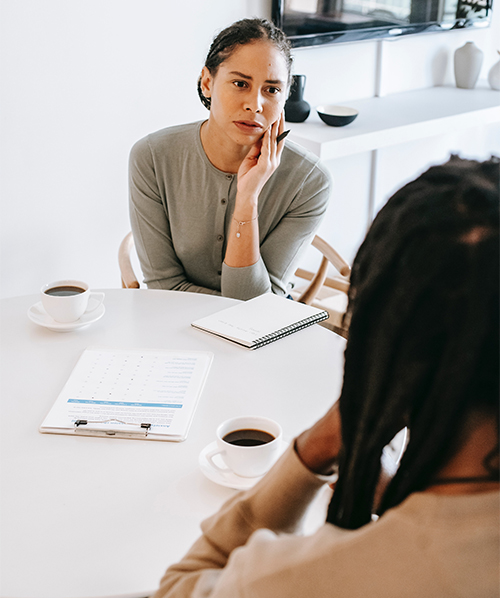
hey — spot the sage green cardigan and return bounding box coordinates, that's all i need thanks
[129,121,331,300]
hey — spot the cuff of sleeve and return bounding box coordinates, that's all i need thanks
[240,442,329,531]
[221,258,271,300]
[196,442,333,559]
[312,465,339,484]
[292,438,339,484]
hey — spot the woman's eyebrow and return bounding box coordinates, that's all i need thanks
[229,71,285,85]
[229,71,252,80]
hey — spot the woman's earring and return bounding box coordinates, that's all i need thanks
[197,75,212,110]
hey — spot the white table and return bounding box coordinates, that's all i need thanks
[0,289,346,598]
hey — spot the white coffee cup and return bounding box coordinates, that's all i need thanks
[207,416,283,478]
[41,280,105,323]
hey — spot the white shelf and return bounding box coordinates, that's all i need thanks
[288,83,500,160]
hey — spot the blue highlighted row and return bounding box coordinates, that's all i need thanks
[68,399,182,408]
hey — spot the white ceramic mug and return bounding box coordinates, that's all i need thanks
[41,280,105,323]
[207,416,282,478]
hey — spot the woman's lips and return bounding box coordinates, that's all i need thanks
[234,120,264,134]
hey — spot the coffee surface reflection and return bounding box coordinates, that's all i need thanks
[223,429,275,447]
[45,286,85,297]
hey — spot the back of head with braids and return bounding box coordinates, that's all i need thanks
[326,155,500,530]
[197,18,292,110]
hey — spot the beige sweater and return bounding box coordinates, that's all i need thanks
[154,445,500,598]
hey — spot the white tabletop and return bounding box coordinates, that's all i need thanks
[0,289,346,598]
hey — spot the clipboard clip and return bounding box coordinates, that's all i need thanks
[74,419,152,437]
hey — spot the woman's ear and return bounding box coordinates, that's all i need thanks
[200,66,213,100]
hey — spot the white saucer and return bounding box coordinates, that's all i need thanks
[27,300,105,332]
[198,440,289,490]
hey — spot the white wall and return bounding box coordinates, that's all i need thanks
[290,9,500,270]
[1,0,499,298]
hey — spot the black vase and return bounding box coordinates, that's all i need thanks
[285,75,310,123]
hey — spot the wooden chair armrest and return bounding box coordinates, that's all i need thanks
[295,268,350,294]
[311,235,351,278]
[118,232,140,289]
[295,235,351,305]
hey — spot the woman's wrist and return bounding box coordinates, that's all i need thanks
[293,402,342,476]
[233,193,259,220]
[294,433,340,477]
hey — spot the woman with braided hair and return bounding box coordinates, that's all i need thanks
[153,155,499,598]
[129,18,330,299]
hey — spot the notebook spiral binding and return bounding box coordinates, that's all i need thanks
[251,311,329,349]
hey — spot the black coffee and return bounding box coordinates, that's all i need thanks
[45,285,85,297]
[222,429,275,447]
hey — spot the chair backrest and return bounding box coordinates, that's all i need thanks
[291,235,351,338]
[118,232,140,288]
[295,235,351,305]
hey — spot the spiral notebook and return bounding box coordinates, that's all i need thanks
[191,293,329,350]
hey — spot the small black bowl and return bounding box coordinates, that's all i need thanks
[317,105,359,127]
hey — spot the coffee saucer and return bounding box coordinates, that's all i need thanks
[27,300,105,332]
[198,440,289,490]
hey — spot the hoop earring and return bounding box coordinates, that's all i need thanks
[197,79,212,110]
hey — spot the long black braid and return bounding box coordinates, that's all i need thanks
[197,18,293,110]
[326,155,500,530]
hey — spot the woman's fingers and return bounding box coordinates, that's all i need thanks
[275,112,286,159]
[278,111,285,137]
[260,125,272,158]
[246,137,263,161]
[236,116,285,197]
[262,119,280,163]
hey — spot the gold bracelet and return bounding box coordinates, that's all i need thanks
[233,216,257,238]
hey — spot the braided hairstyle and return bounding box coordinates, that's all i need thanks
[197,18,292,110]
[326,155,500,530]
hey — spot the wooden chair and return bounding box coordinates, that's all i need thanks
[290,235,351,338]
[118,232,351,336]
[118,231,140,288]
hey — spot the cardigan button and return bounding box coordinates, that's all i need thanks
[217,235,224,242]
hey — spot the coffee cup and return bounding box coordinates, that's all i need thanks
[41,280,105,323]
[207,415,282,478]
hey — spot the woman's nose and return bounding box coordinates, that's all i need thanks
[244,91,263,113]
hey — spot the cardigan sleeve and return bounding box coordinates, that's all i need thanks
[129,136,220,295]
[152,444,328,598]
[221,158,331,300]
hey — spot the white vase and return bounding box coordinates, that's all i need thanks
[488,51,500,91]
[454,42,484,89]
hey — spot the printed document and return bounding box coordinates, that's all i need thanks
[40,348,213,441]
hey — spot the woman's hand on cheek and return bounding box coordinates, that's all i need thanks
[236,114,285,200]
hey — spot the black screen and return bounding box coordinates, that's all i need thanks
[272,0,493,48]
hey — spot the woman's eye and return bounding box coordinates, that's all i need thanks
[233,80,248,88]
[267,86,281,95]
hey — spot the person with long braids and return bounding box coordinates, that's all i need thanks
[128,18,330,299]
[152,155,499,598]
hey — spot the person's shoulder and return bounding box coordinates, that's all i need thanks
[281,140,331,186]
[130,121,203,158]
[282,138,319,164]
[147,121,202,146]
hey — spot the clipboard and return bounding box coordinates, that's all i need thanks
[39,347,214,442]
